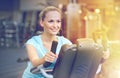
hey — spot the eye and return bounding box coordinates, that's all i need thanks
[57,20,61,23]
[48,20,54,23]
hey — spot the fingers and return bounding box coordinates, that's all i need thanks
[102,49,110,59]
[44,52,58,62]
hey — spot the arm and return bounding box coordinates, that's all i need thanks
[26,44,45,67]
[101,49,110,63]
[26,44,58,67]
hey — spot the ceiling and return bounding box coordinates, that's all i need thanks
[56,0,115,9]
[20,0,120,11]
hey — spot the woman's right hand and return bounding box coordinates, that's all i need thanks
[44,51,58,63]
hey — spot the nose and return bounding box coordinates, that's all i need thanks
[53,21,58,27]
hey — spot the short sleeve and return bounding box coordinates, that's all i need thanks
[60,36,72,45]
[25,36,40,48]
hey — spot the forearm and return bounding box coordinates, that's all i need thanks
[31,57,46,67]
[100,49,110,63]
[26,44,46,67]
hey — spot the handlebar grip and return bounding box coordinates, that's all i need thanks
[43,41,58,68]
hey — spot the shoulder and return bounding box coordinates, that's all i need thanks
[58,36,68,40]
[58,36,72,44]
[25,35,41,45]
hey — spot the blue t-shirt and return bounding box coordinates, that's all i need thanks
[22,35,72,78]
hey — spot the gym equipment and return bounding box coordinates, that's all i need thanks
[30,38,103,78]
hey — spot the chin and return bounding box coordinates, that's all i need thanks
[51,33,58,35]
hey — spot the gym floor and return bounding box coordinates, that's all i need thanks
[0,47,27,78]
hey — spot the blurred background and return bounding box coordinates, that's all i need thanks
[0,0,120,78]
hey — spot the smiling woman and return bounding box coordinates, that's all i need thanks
[22,6,72,78]
[39,11,61,36]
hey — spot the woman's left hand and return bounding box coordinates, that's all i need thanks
[102,49,110,59]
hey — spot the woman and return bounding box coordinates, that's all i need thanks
[22,6,72,78]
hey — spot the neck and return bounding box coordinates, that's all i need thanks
[41,33,58,51]
[41,33,57,42]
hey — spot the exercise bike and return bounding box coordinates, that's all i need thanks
[29,38,103,78]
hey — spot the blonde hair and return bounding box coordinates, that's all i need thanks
[39,6,62,21]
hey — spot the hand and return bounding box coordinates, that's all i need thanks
[102,49,110,59]
[44,51,58,63]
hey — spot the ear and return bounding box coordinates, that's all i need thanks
[39,20,44,27]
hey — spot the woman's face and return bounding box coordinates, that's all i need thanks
[41,11,61,35]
